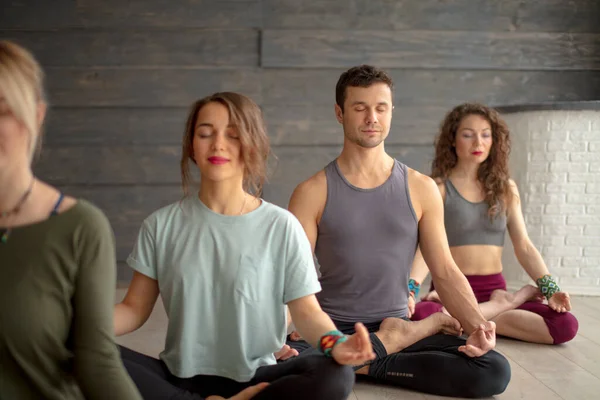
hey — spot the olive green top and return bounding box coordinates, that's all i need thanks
[0,200,141,400]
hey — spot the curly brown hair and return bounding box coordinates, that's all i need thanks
[431,103,512,218]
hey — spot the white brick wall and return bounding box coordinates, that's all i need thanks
[587,184,600,194]
[504,110,600,295]
[530,151,569,162]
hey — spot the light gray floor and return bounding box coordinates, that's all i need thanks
[115,289,600,400]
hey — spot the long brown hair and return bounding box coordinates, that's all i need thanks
[431,103,512,218]
[180,92,271,197]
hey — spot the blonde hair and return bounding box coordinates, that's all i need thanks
[180,92,272,197]
[0,40,46,160]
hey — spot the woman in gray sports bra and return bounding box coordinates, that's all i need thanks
[410,103,578,345]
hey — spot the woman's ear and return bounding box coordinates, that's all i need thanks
[36,102,47,128]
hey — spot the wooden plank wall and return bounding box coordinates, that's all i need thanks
[2,0,599,280]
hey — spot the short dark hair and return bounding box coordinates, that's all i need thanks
[335,65,394,111]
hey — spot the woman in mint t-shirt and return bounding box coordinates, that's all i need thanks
[114,92,375,400]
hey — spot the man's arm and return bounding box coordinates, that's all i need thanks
[409,246,430,291]
[286,173,327,332]
[412,172,485,335]
[406,247,431,316]
[288,171,327,252]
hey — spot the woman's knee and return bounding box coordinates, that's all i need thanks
[309,356,355,400]
[548,312,579,345]
[411,301,443,321]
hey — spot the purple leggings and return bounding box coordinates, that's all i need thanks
[412,273,578,344]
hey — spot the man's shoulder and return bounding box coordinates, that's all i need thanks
[288,169,328,220]
[406,168,438,191]
[292,169,327,199]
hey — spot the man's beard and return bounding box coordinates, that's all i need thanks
[345,131,384,149]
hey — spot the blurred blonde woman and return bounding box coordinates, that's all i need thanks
[0,40,142,400]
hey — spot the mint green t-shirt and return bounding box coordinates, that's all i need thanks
[127,195,321,382]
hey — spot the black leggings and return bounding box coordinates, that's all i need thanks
[119,345,354,400]
[287,320,511,398]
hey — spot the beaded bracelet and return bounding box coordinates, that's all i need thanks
[408,278,420,299]
[319,330,348,357]
[536,274,560,300]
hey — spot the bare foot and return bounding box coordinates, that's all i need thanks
[517,284,544,304]
[422,290,441,303]
[356,365,370,375]
[274,344,298,361]
[489,289,511,306]
[433,312,463,336]
[376,317,422,354]
[490,285,541,309]
[439,306,452,317]
[376,313,461,354]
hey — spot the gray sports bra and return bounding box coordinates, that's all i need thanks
[443,180,506,247]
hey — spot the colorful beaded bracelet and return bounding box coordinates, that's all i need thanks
[319,330,348,357]
[536,274,560,300]
[408,278,421,298]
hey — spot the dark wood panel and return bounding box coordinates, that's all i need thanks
[261,30,600,70]
[117,261,133,283]
[45,68,261,107]
[263,145,433,207]
[0,0,77,30]
[264,104,447,145]
[34,146,184,185]
[263,0,600,32]
[1,0,261,29]
[3,30,258,67]
[44,108,189,145]
[42,67,600,108]
[61,186,183,262]
[76,0,261,28]
[261,69,600,106]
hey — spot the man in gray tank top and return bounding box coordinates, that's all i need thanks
[285,65,511,398]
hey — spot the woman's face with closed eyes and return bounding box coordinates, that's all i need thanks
[453,114,493,164]
[192,101,244,184]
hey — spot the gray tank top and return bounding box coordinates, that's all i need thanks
[444,179,507,247]
[314,159,418,323]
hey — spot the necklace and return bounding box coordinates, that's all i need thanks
[239,193,247,215]
[0,179,35,244]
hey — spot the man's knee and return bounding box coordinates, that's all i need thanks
[466,351,511,398]
[549,312,579,345]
